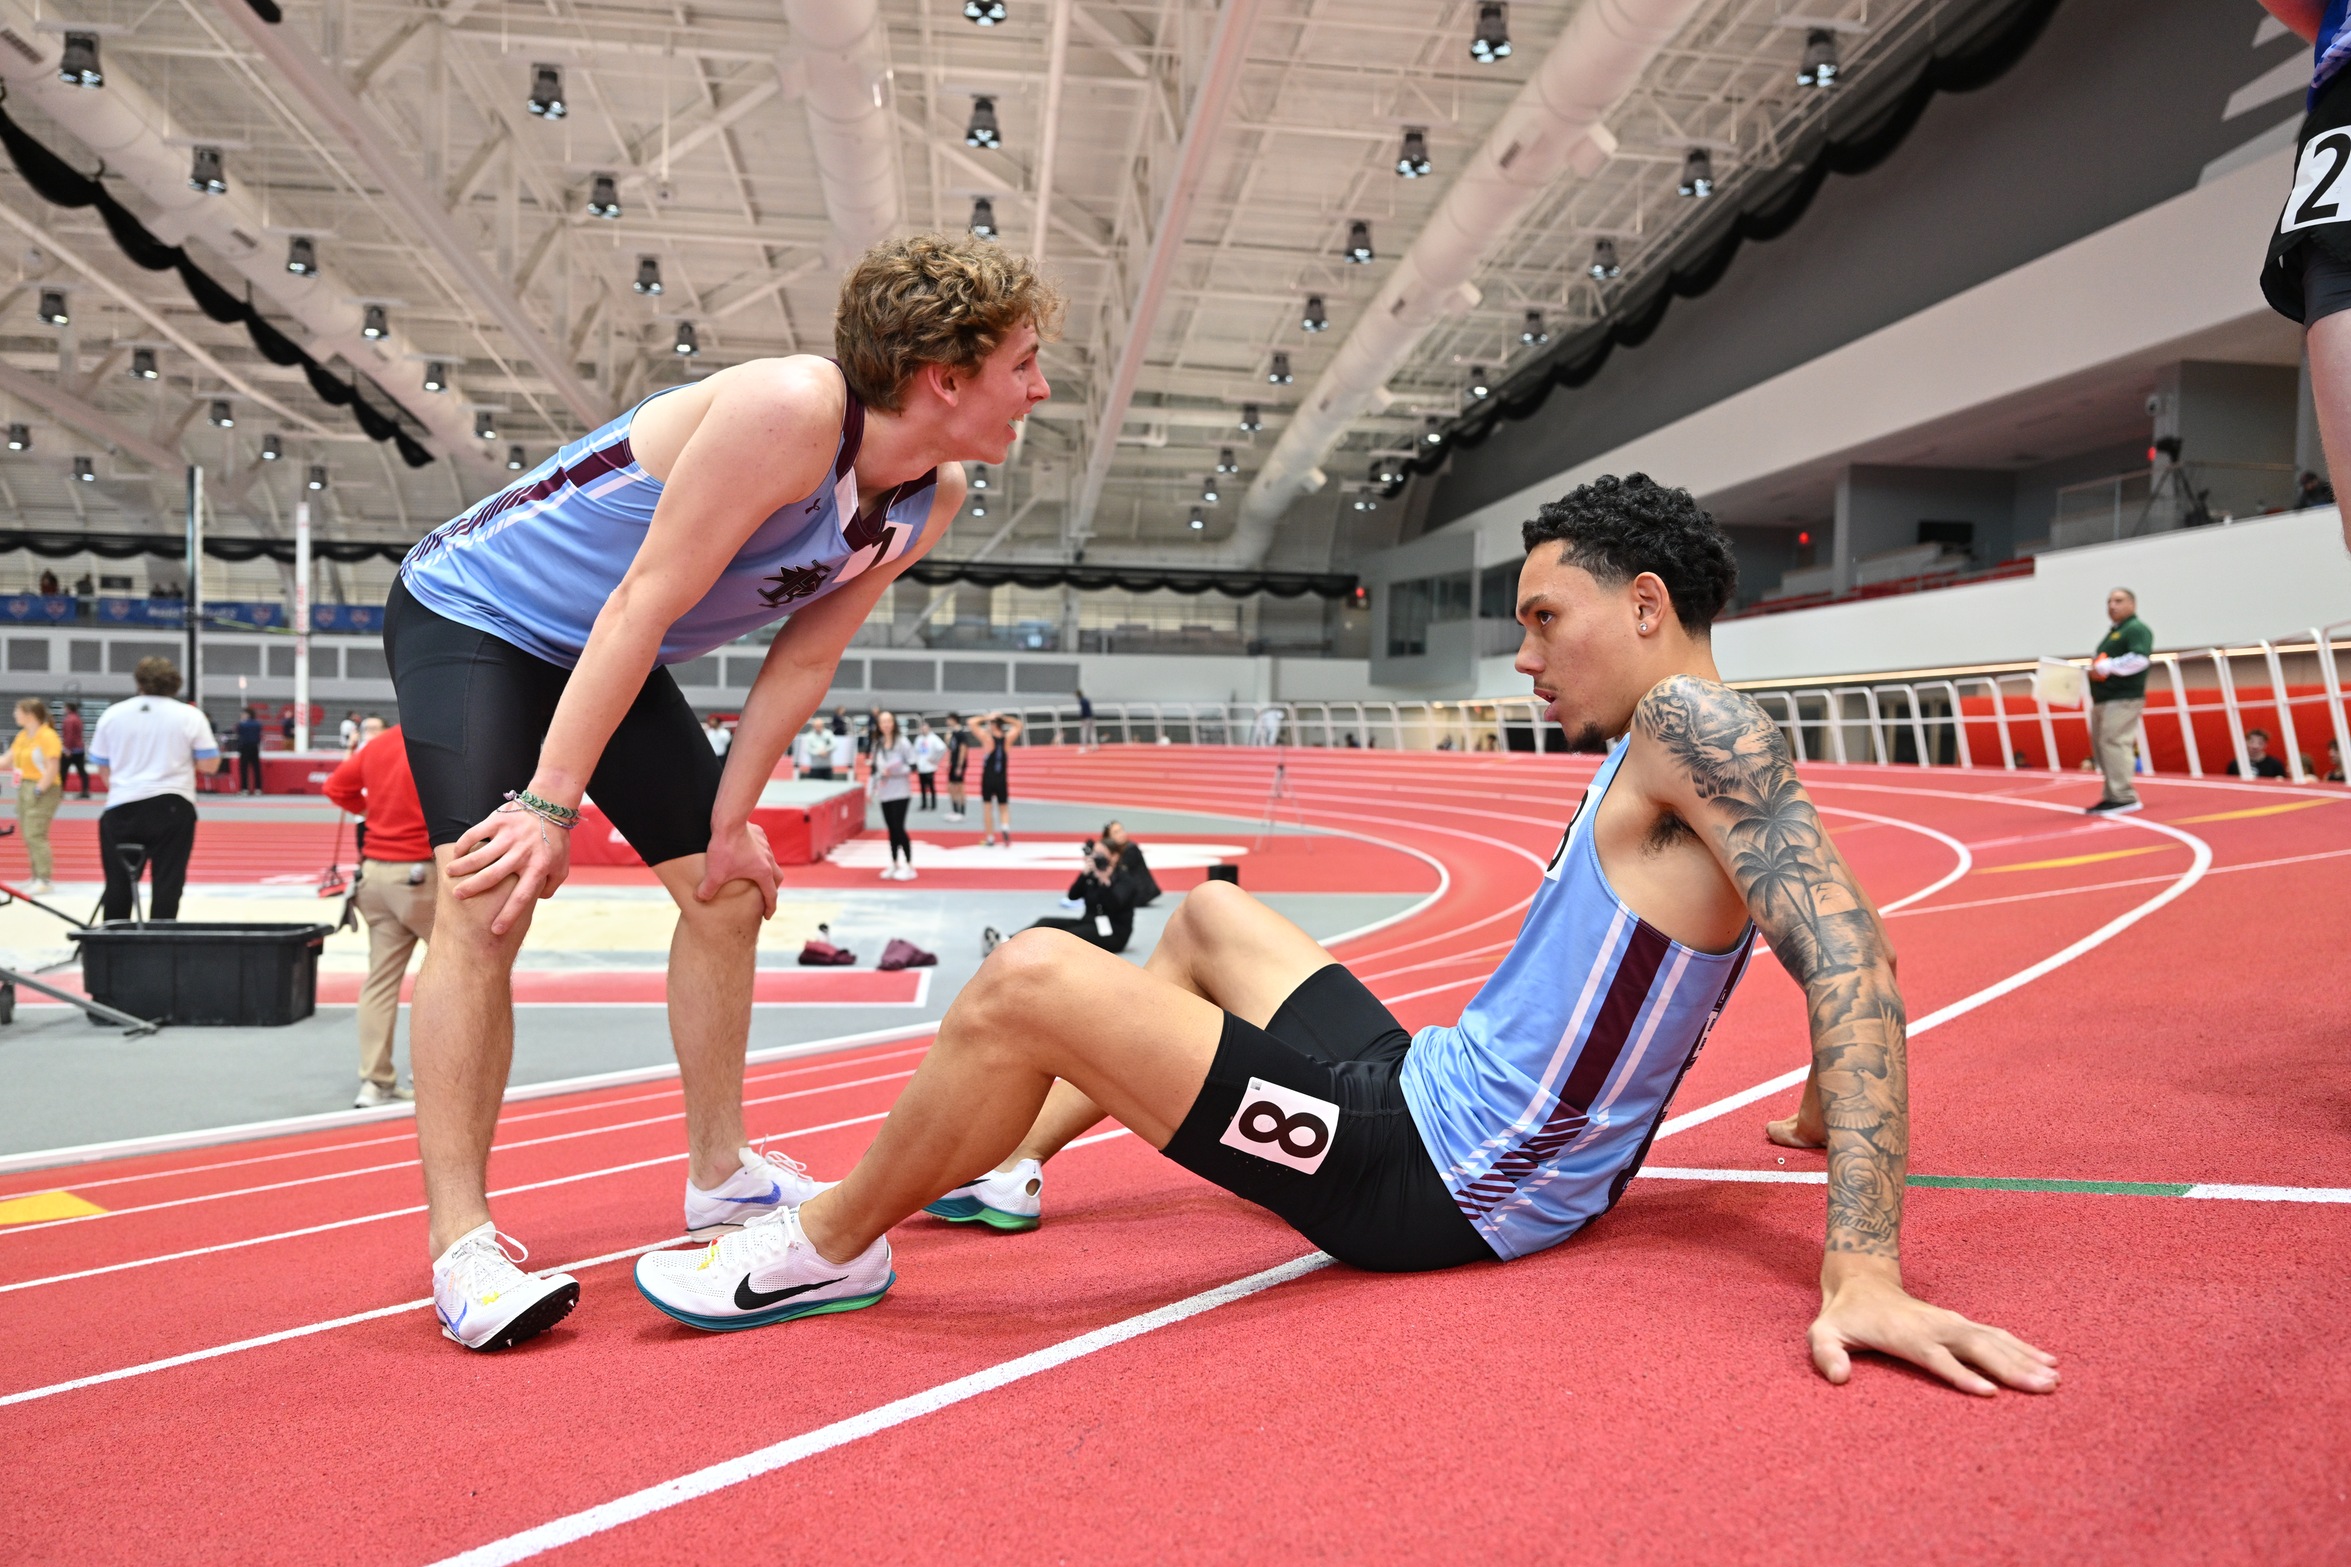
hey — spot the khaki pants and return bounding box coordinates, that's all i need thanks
[14,780,59,880]
[2091,698,2144,805]
[355,859,437,1088]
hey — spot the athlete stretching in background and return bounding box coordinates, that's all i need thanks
[390,234,1057,1351]
[636,475,2058,1396]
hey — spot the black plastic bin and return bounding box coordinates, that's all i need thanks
[70,922,335,1027]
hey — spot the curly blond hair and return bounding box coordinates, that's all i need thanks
[834,233,1063,413]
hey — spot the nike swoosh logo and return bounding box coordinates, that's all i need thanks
[735,1274,847,1310]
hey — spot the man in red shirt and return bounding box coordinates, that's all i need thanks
[325,723,437,1108]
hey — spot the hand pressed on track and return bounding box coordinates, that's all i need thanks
[448,804,572,935]
[696,819,778,917]
[1809,1260,2059,1396]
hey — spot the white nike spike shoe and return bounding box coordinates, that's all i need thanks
[634,1207,893,1332]
[923,1158,1043,1232]
[685,1146,831,1237]
[431,1224,580,1351]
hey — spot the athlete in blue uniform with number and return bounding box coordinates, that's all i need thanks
[395,235,1057,1353]
[2261,0,2351,554]
[636,475,2059,1398]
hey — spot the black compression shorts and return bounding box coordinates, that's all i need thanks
[1158,964,1497,1273]
[384,578,723,866]
[2265,67,2351,325]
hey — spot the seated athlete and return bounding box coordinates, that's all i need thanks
[635,475,2059,1396]
[392,233,1058,1352]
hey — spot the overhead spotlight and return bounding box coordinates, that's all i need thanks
[1343,220,1375,264]
[1422,415,1445,446]
[475,409,498,441]
[1268,352,1292,385]
[1396,127,1431,179]
[970,465,991,491]
[1520,309,1548,346]
[585,173,622,220]
[1215,447,1239,475]
[1465,366,1491,401]
[506,445,527,472]
[969,196,998,239]
[38,290,68,327]
[1588,237,1621,279]
[1368,456,1407,496]
[260,432,281,461]
[361,304,388,340]
[58,31,102,88]
[1238,403,1263,433]
[73,455,96,482]
[4,424,26,451]
[1470,2,1511,62]
[673,320,700,356]
[964,96,1002,150]
[634,256,663,295]
[527,63,567,119]
[306,464,328,492]
[188,145,226,196]
[970,494,988,518]
[209,400,234,428]
[285,235,318,277]
[1798,28,1840,88]
[1679,147,1714,199]
[422,362,449,393]
[964,0,1009,24]
[1202,477,1220,505]
[129,348,159,381]
[1188,508,1205,531]
[1301,294,1329,333]
[1351,489,1380,512]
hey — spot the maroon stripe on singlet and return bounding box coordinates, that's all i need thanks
[403,431,635,569]
[1454,920,1674,1218]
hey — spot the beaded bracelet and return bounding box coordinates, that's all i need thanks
[502,788,580,830]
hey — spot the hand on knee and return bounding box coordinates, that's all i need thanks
[677,878,765,944]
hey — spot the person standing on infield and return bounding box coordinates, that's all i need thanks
[977,709,1022,846]
[2084,588,2153,815]
[59,699,88,799]
[943,710,973,821]
[326,721,437,1109]
[88,657,219,920]
[911,717,943,809]
[385,233,1056,1353]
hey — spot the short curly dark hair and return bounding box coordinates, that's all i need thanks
[1521,473,1738,634]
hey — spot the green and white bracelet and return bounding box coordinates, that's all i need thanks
[502,788,580,830]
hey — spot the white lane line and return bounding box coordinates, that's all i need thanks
[0,1070,921,1238]
[1639,1169,2351,1203]
[425,1253,1334,1567]
[0,1112,890,1296]
[0,1236,687,1411]
[1652,792,2212,1142]
[2184,1183,2351,1203]
[1889,843,2351,918]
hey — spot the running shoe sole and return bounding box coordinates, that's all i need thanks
[922,1195,1040,1232]
[634,1272,895,1332]
[444,1279,581,1351]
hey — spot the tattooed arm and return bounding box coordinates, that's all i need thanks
[1630,675,2058,1395]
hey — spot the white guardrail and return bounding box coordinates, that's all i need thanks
[967,625,2351,785]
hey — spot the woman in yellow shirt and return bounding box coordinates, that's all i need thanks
[12,697,62,892]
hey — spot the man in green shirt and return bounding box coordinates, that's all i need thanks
[2085,587,2154,814]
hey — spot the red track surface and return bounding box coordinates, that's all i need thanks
[1,750,2346,1564]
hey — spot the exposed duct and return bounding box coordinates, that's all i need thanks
[783,0,903,266]
[204,0,607,432]
[0,3,503,485]
[1196,0,1708,567]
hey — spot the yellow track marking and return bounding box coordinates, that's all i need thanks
[2171,798,2341,825]
[1978,845,2176,874]
[0,1191,106,1225]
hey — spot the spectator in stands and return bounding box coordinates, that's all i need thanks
[89,656,219,921]
[831,705,850,736]
[2297,470,2336,509]
[234,705,265,794]
[703,714,732,757]
[911,718,943,809]
[1100,819,1160,907]
[2084,587,2154,816]
[2228,728,2291,779]
[59,699,87,799]
[1027,838,1138,954]
[339,710,360,751]
[11,697,61,893]
[829,715,858,780]
[2326,738,2346,782]
[325,719,436,1109]
[37,569,58,597]
[71,573,91,597]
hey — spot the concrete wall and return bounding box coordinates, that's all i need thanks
[1833,466,2019,589]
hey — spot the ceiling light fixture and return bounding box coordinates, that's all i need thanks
[674,320,700,356]
[306,464,328,491]
[965,96,1002,150]
[1343,220,1374,264]
[58,32,102,88]
[1588,237,1621,279]
[1466,366,1491,400]
[260,433,281,461]
[1679,147,1714,199]
[1352,489,1380,512]
[1423,415,1445,446]
[361,304,388,339]
[74,455,96,482]
[209,399,234,428]
[1268,351,1292,385]
[1520,309,1548,346]
[1396,127,1432,178]
[1798,28,1840,88]
[1238,403,1263,432]
[1189,508,1205,531]
[129,348,159,380]
[969,196,998,238]
[1215,447,1239,475]
[970,494,988,517]
[1470,2,1511,62]
[1301,294,1328,333]
[475,409,498,441]
[964,0,1008,24]
[285,235,317,276]
[422,362,448,394]
[635,256,663,295]
[527,63,566,119]
[5,424,27,451]
[188,146,226,196]
[585,174,622,219]
[970,466,991,491]
[1202,477,1220,504]
[507,445,527,472]
[38,290,67,327]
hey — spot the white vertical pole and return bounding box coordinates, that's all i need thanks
[294,500,312,752]
[185,465,203,707]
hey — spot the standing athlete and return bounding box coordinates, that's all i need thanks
[388,233,1057,1352]
[977,710,1022,846]
[635,474,2059,1397]
[942,711,972,821]
[2260,0,2351,554]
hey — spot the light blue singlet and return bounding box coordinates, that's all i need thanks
[400,376,940,667]
[1400,739,1757,1261]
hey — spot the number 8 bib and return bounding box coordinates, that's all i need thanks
[1220,1077,1341,1175]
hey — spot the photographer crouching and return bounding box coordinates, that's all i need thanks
[1027,833,1142,953]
